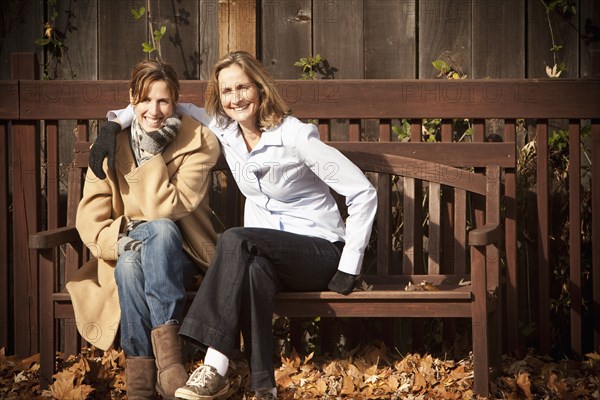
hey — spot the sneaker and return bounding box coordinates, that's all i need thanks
[174,365,230,400]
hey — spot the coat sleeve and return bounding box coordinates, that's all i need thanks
[76,168,125,261]
[126,126,220,221]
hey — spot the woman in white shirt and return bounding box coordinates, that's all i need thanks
[91,51,377,400]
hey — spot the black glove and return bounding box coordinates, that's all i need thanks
[89,121,121,179]
[327,270,357,295]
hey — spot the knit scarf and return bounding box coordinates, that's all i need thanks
[130,115,182,165]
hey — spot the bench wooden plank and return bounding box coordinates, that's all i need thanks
[274,302,473,319]
[18,80,600,120]
[428,182,442,275]
[454,189,467,274]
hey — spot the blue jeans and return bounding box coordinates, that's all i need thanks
[114,218,197,356]
[179,227,343,390]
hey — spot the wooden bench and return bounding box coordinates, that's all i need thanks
[31,142,511,397]
[27,78,571,396]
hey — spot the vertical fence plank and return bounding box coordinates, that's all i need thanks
[262,0,311,79]
[313,0,363,78]
[0,80,17,351]
[536,120,550,354]
[503,120,519,353]
[568,121,582,357]
[219,0,256,55]
[527,0,579,78]
[592,120,600,351]
[199,0,219,80]
[12,53,40,357]
[365,0,416,79]
[0,121,8,351]
[580,0,600,78]
[56,0,98,80]
[152,0,200,79]
[364,0,416,140]
[0,1,43,80]
[98,0,147,80]
[418,0,471,78]
[472,0,525,78]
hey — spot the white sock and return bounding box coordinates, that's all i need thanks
[256,387,277,398]
[204,347,229,377]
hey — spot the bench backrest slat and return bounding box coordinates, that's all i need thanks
[453,188,468,275]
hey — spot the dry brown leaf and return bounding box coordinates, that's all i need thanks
[341,375,355,395]
[413,370,426,392]
[515,372,533,400]
[547,373,570,397]
[357,279,373,291]
[302,352,314,365]
[2,343,599,399]
[404,280,439,291]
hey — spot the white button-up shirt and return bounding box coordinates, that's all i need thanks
[109,105,377,275]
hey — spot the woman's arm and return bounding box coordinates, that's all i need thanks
[76,170,125,261]
[91,104,213,179]
[295,125,378,277]
[107,103,211,127]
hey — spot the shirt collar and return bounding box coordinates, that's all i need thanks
[210,120,283,149]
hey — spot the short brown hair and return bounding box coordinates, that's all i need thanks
[129,60,179,105]
[205,51,290,130]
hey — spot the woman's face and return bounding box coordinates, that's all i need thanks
[218,64,260,129]
[133,80,174,132]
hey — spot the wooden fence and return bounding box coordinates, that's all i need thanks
[1,52,600,361]
[2,0,599,82]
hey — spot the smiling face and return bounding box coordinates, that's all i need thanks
[217,64,260,131]
[132,80,174,131]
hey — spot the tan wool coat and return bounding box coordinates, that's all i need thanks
[67,115,220,350]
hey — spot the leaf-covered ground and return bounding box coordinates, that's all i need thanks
[1,344,599,399]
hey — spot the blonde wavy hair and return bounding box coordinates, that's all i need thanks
[205,51,290,130]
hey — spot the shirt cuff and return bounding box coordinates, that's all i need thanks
[337,247,364,275]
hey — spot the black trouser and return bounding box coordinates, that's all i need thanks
[179,227,343,390]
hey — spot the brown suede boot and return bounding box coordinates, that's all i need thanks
[151,323,189,400]
[126,357,157,400]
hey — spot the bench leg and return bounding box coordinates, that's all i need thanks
[39,248,55,389]
[471,245,490,396]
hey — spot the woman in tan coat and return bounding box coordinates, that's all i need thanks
[68,60,220,400]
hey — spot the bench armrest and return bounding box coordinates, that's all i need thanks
[468,223,501,246]
[29,226,81,249]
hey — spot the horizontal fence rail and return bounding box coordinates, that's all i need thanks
[1,63,599,361]
[13,79,600,119]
